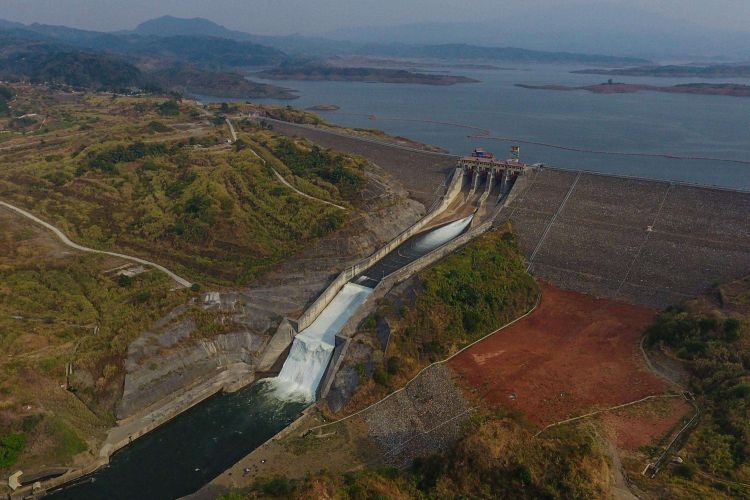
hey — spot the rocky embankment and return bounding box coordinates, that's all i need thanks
[117,301,268,419]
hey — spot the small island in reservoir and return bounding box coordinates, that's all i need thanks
[258,64,479,86]
[307,104,340,111]
[516,82,750,97]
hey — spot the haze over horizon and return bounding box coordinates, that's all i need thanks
[2,0,750,59]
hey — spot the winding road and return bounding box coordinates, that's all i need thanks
[0,201,192,288]
[226,118,346,210]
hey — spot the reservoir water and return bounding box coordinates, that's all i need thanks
[50,215,472,499]
[239,63,750,190]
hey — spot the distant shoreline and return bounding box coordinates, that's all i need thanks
[516,82,750,97]
[573,64,750,78]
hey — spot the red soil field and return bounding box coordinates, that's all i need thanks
[448,282,665,427]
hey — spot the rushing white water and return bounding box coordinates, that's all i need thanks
[412,214,473,254]
[271,283,372,402]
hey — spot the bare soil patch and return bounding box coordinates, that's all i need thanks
[448,282,663,427]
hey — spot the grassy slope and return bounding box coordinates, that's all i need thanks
[0,212,188,473]
[0,88,366,286]
[227,415,610,499]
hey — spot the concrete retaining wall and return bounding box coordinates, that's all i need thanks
[316,335,351,400]
[257,319,296,372]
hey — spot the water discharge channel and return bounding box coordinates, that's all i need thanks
[49,214,473,500]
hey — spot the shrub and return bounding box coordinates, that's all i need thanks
[273,139,365,200]
[362,314,377,330]
[673,463,696,479]
[0,433,27,468]
[699,316,719,334]
[157,99,180,116]
[731,382,750,399]
[118,274,132,287]
[386,356,402,375]
[373,367,389,386]
[260,475,295,496]
[724,318,741,341]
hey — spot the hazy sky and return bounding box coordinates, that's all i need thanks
[1,0,748,35]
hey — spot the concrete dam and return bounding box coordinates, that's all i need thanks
[496,167,750,308]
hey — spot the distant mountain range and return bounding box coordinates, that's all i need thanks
[0,30,292,97]
[2,16,648,66]
[322,6,750,61]
[0,17,293,96]
[0,19,287,69]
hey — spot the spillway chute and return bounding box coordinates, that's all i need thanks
[270,283,372,402]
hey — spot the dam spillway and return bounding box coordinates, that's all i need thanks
[354,214,473,288]
[272,215,473,402]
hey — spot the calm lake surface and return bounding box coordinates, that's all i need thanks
[244,63,750,190]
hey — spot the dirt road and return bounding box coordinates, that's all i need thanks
[0,201,192,288]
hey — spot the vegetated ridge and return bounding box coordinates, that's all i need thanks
[328,227,538,415]
[642,276,750,497]
[361,42,649,65]
[0,29,291,98]
[149,67,296,99]
[0,89,365,286]
[0,34,142,90]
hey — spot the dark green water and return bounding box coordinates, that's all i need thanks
[48,381,306,500]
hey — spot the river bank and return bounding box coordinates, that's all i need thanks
[16,366,257,498]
